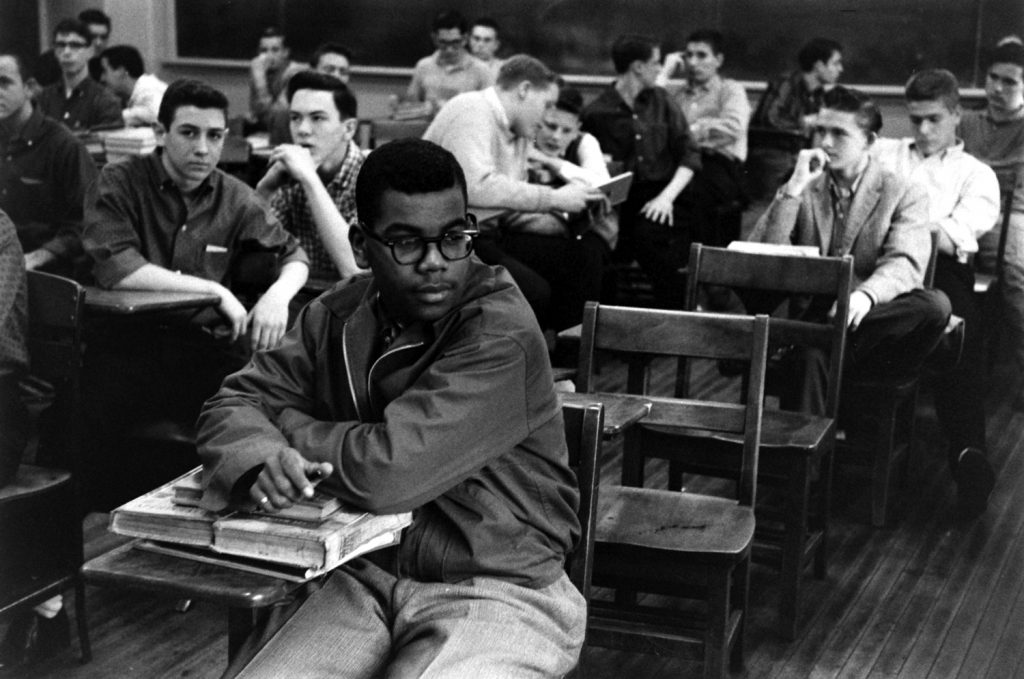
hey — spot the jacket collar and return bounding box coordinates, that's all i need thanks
[810,157,884,255]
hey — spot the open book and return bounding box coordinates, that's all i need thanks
[727,241,821,257]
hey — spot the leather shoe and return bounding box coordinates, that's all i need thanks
[0,608,70,670]
[955,447,996,518]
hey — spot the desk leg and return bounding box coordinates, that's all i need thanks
[224,593,309,679]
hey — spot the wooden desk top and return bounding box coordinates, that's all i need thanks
[83,541,296,609]
[559,391,652,438]
[85,287,221,315]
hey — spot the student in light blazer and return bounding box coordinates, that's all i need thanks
[750,86,951,413]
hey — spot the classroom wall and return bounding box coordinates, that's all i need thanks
[42,0,989,140]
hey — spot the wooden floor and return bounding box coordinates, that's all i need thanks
[6,349,1024,679]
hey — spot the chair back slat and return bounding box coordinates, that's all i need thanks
[993,166,1020,282]
[27,272,85,385]
[561,401,603,602]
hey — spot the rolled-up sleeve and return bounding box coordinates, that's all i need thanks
[82,165,150,288]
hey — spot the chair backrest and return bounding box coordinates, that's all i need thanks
[684,244,854,418]
[561,401,604,602]
[992,165,1020,282]
[26,271,86,474]
[577,302,769,505]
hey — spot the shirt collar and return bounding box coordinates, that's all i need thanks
[1,107,46,146]
[483,87,515,142]
[907,139,965,162]
[684,75,721,96]
[152,149,217,197]
[432,50,472,72]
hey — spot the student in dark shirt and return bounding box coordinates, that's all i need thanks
[0,53,97,276]
[36,18,122,132]
[581,34,702,309]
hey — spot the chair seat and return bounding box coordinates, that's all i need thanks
[0,464,72,504]
[641,409,833,453]
[597,486,755,557]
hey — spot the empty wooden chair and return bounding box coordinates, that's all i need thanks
[577,303,769,678]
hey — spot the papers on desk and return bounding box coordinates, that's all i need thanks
[102,127,157,163]
[727,241,821,257]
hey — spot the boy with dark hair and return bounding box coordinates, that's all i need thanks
[582,34,704,308]
[405,9,492,112]
[312,42,353,84]
[872,69,999,516]
[248,26,305,133]
[199,138,585,677]
[81,78,309,508]
[657,27,751,245]
[257,71,364,282]
[752,85,950,417]
[100,45,168,127]
[0,52,97,274]
[470,17,503,78]
[959,42,1024,390]
[753,37,844,133]
[36,18,122,132]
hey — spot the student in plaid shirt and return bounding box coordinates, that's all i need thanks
[257,71,364,285]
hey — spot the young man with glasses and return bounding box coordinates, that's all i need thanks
[36,18,121,132]
[198,138,585,677]
[404,9,493,114]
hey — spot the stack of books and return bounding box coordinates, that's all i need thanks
[110,467,411,582]
[102,127,158,164]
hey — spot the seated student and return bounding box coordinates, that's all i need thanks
[248,27,306,136]
[0,211,27,489]
[752,37,844,133]
[958,42,1024,390]
[36,18,122,133]
[312,42,353,84]
[256,71,364,287]
[79,7,112,83]
[99,45,168,127]
[750,86,950,412]
[872,69,999,516]
[403,10,493,114]
[469,17,504,80]
[81,78,309,509]
[0,53,97,276]
[423,55,603,332]
[197,138,585,678]
[581,34,703,309]
[657,28,750,246]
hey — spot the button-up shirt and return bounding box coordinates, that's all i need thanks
[84,151,308,289]
[872,137,1000,261]
[37,76,123,132]
[669,75,750,162]
[0,108,97,261]
[958,106,1024,213]
[270,139,364,280]
[581,83,701,190]
[406,51,493,107]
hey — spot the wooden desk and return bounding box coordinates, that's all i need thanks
[83,541,305,665]
[559,391,652,439]
[85,288,221,316]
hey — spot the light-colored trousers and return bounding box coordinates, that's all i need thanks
[239,558,587,679]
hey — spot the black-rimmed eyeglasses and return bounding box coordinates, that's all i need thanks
[360,215,480,265]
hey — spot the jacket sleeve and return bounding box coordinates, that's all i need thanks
[748,190,805,244]
[857,180,931,304]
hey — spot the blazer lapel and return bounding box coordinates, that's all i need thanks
[840,161,883,255]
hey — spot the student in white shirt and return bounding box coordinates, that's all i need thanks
[99,45,167,127]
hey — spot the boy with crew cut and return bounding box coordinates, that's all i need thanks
[198,138,585,677]
[312,42,353,84]
[257,71,365,284]
[958,42,1024,392]
[872,69,1000,516]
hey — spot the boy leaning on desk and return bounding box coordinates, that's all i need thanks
[198,138,586,678]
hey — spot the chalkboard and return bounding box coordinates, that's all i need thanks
[174,0,1023,87]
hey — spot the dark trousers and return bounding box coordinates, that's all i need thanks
[931,256,988,465]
